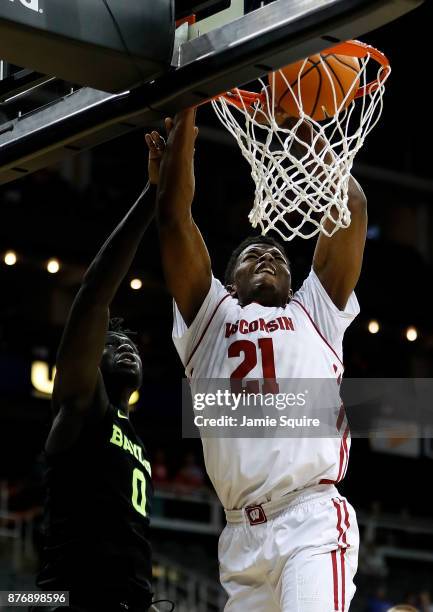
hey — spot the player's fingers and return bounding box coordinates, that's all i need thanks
[151,131,166,150]
[145,133,158,151]
[173,107,196,133]
[164,117,174,137]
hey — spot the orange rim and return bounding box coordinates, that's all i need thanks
[198,88,259,109]
[323,39,391,98]
[216,40,390,108]
[217,88,265,109]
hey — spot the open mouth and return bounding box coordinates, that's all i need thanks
[116,353,136,365]
[254,265,276,276]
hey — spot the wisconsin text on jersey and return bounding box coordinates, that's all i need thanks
[110,424,151,476]
[225,316,294,337]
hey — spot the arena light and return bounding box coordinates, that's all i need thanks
[406,326,418,342]
[152,565,165,579]
[4,250,17,265]
[129,391,139,406]
[130,278,142,290]
[368,320,380,334]
[31,360,56,396]
[47,258,60,273]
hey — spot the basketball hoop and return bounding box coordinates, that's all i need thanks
[211,40,391,241]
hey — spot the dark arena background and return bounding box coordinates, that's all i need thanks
[0,1,433,610]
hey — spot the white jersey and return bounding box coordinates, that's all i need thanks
[173,269,359,510]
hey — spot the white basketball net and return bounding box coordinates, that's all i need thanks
[211,45,390,241]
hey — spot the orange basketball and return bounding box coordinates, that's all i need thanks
[269,52,360,121]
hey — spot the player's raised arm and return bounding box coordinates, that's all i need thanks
[53,178,156,420]
[313,174,367,310]
[285,118,367,310]
[156,108,212,327]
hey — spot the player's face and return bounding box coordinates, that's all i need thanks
[231,244,291,306]
[100,332,143,391]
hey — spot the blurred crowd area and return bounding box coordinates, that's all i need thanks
[1,447,433,610]
[366,586,433,612]
[2,468,433,610]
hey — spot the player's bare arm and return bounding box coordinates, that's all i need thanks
[283,117,367,310]
[156,108,212,327]
[47,158,158,454]
[313,174,367,309]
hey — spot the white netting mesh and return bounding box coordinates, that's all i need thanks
[211,48,390,241]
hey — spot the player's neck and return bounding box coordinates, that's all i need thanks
[107,387,132,413]
[240,294,287,308]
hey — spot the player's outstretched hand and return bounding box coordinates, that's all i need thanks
[157,108,199,208]
[165,108,199,150]
[145,130,167,185]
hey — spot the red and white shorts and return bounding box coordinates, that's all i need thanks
[220,484,359,612]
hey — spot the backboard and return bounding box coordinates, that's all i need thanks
[0,0,425,185]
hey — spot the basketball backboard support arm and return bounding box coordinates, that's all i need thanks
[0,0,424,185]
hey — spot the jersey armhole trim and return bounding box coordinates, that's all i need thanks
[310,269,357,319]
[185,293,231,368]
[291,298,344,367]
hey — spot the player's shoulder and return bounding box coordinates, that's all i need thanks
[45,390,112,457]
[209,275,233,304]
[291,268,335,313]
[292,268,319,296]
[201,274,239,318]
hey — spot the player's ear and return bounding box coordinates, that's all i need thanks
[287,288,293,302]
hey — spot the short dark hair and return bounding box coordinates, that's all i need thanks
[107,317,138,348]
[224,235,290,286]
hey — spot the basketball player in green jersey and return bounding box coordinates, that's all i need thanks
[35,131,173,612]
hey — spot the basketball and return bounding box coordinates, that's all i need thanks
[269,52,361,121]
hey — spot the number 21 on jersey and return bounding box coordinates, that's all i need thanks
[228,338,279,393]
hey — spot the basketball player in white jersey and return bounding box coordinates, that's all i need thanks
[154,108,367,611]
